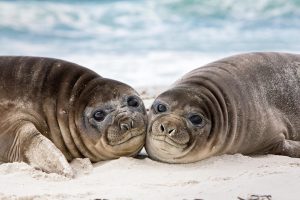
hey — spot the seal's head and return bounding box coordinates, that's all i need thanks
[146,87,215,163]
[74,78,147,161]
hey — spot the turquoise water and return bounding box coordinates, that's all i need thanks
[0,0,299,86]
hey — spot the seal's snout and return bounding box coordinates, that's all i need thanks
[105,109,146,146]
[151,116,190,146]
[159,123,177,136]
[116,111,137,132]
[119,117,134,131]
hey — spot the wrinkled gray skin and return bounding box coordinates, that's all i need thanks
[146,52,300,163]
[0,57,147,176]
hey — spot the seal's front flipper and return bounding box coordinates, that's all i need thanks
[271,139,300,158]
[19,123,74,177]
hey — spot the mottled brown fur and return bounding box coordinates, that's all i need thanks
[0,56,147,176]
[146,52,300,163]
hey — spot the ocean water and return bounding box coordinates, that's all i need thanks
[0,0,299,87]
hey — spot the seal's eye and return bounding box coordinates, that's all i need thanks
[157,104,167,113]
[127,96,139,107]
[189,114,203,126]
[93,110,106,121]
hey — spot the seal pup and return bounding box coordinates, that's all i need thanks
[0,56,147,176]
[146,52,300,163]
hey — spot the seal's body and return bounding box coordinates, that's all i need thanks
[0,57,147,176]
[146,52,300,163]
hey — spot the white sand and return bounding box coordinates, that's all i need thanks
[1,95,300,200]
[0,154,299,200]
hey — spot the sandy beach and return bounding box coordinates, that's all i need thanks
[0,153,299,200]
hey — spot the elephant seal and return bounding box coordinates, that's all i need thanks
[146,52,300,163]
[0,56,147,176]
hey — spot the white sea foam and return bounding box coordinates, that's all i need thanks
[0,0,299,54]
[0,0,299,88]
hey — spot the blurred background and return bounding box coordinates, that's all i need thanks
[0,0,299,88]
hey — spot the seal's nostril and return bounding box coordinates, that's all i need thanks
[168,129,176,136]
[130,120,134,128]
[160,124,165,132]
[120,123,130,131]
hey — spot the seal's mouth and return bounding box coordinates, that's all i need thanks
[146,134,198,163]
[108,129,145,146]
[150,134,188,149]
